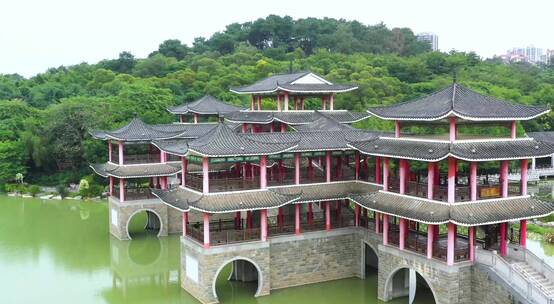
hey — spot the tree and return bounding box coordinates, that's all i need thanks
[0,141,26,184]
[155,39,189,60]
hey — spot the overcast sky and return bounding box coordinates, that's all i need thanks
[1,0,552,77]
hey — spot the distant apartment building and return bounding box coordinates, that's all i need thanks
[502,46,550,64]
[416,32,439,51]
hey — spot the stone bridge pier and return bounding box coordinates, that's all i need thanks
[108,197,183,240]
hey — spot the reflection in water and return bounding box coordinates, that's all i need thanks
[0,195,551,304]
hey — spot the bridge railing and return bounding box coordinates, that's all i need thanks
[475,247,554,304]
[508,245,554,289]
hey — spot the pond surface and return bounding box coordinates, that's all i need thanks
[0,194,551,304]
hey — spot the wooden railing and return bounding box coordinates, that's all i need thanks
[387,179,522,202]
[113,187,155,201]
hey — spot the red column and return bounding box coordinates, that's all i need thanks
[500,160,509,198]
[375,156,381,184]
[284,92,289,112]
[108,140,112,162]
[261,209,268,241]
[202,157,209,194]
[179,115,184,123]
[246,211,253,229]
[326,151,331,182]
[235,212,241,229]
[394,121,401,138]
[510,120,517,139]
[399,160,407,194]
[193,113,199,124]
[448,157,457,203]
[375,212,381,233]
[520,220,527,247]
[182,212,188,237]
[447,223,455,265]
[301,97,305,110]
[109,176,114,195]
[354,204,360,226]
[280,123,286,133]
[469,226,475,262]
[470,162,477,201]
[293,96,298,110]
[383,158,389,191]
[427,162,435,200]
[203,213,210,248]
[321,96,326,110]
[329,94,334,110]
[241,123,248,133]
[257,95,262,110]
[181,157,187,186]
[355,152,360,180]
[383,214,389,245]
[500,222,507,256]
[277,94,282,111]
[278,207,284,227]
[427,224,434,259]
[294,153,300,185]
[520,159,528,195]
[118,141,124,165]
[295,204,301,235]
[449,117,456,143]
[260,155,267,189]
[251,95,255,110]
[325,202,331,230]
[119,178,125,202]
[399,218,407,250]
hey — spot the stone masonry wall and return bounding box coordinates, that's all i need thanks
[269,228,372,289]
[471,266,514,304]
[108,197,168,240]
[180,238,271,304]
[377,245,473,304]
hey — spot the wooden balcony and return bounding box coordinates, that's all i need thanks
[387,179,522,202]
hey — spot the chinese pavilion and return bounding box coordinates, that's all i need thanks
[90,73,554,304]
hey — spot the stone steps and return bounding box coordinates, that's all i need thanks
[512,262,554,297]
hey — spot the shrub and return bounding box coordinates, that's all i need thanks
[545,232,554,244]
[29,185,41,197]
[56,184,69,198]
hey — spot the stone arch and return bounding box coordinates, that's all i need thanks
[383,266,437,303]
[212,256,263,301]
[362,241,379,278]
[125,208,164,240]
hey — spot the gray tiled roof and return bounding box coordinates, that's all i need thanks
[90,118,217,141]
[90,118,189,141]
[152,187,299,213]
[230,72,357,94]
[292,113,355,132]
[527,131,554,144]
[351,191,554,226]
[187,123,299,157]
[349,138,554,161]
[152,139,190,156]
[90,162,181,178]
[272,181,379,203]
[451,197,554,225]
[367,84,550,121]
[350,192,450,224]
[246,130,381,152]
[168,95,244,115]
[224,110,370,125]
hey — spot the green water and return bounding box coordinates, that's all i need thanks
[0,196,551,304]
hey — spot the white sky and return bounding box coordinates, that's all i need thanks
[1,0,552,77]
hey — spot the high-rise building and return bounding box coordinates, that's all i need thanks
[525,45,544,63]
[416,32,439,51]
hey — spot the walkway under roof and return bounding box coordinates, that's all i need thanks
[367,83,550,121]
[229,72,358,95]
[348,137,554,161]
[90,162,181,178]
[167,95,244,115]
[224,110,370,125]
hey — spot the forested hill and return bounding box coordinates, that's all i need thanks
[1,15,553,187]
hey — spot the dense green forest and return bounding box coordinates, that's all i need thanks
[1,15,554,187]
